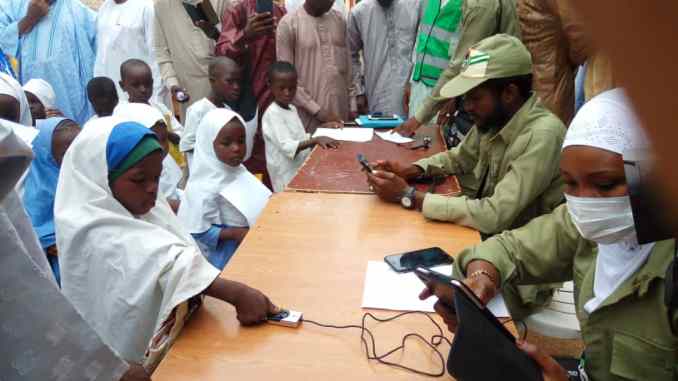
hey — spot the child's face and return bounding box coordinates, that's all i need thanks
[150,122,170,158]
[111,150,163,215]
[25,91,46,120]
[213,119,246,167]
[0,95,20,123]
[51,121,80,166]
[270,72,297,107]
[211,66,242,103]
[120,66,153,104]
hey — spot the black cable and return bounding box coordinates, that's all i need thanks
[303,311,450,377]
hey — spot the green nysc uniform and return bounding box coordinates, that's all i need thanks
[454,204,678,381]
[414,93,566,319]
[415,0,521,124]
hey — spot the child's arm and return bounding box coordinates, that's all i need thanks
[204,277,278,325]
[218,227,248,243]
[296,136,340,153]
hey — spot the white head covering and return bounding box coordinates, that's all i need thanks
[0,73,33,126]
[113,102,183,199]
[562,88,649,155]
[54,116,219,363]
[178,109,250,233]
[22,78,57,109]
[562,89,656,313]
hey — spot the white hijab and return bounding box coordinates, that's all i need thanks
[23,78,57,109]
[0,72,33,126]
[113,102,183,199]
[55,116,219,363]
[178,109,252,233]
[563,89,655,313]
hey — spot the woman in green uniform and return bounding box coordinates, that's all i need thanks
[423,88,677,381]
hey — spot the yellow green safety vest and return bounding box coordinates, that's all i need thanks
[412,0,463,87]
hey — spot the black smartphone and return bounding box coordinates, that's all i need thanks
[256,0,273,14]
[357,153,373,174]
[384,247,453,273]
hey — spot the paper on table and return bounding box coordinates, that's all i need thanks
[313,127,373,143]
[219,170,272,227]
[375,130,414,144]
[361,261,509,317]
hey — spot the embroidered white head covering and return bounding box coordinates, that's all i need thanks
[54,116,219,363]
[23,78,57,109]
[562,88,649,155]
[0,72,33,126]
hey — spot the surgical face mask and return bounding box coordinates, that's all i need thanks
[565,194,636,245]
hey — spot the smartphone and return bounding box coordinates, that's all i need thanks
[357,153,373,174]
[256,0,273,14]
[384,247,453,273]
[413,267,456,310]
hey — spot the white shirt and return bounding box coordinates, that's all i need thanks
[159,154,183,200]
[262,102,311,192]
[179,98,217,152]
[94,0,166,104]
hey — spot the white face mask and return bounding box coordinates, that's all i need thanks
[565,194,636,245]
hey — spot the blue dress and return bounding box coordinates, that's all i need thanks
[23,117,71,285]
[0,0,96,124]
[192,224,240,270]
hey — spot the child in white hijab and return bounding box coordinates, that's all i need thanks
[178,109,271,270]
[55,117,278,373]
[113,102,184,211]
[23,78,62,122]
[0,72,32,126]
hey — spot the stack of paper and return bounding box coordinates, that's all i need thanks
[375,130,414,144]
[361,261,509,317]
[313,127,373,142]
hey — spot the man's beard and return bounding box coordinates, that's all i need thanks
[476,97,509,133]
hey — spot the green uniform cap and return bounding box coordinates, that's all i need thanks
[440,34,532,99]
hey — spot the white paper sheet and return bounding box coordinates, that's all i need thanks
[375,130,414,144]
[313,127,373,142]
[219,171,272,227]
[361,261,509,317]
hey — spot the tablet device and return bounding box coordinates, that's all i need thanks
[414,268,543,381]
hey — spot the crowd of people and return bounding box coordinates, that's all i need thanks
[0,0,675,380]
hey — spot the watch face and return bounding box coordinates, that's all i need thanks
[401,196,412,208]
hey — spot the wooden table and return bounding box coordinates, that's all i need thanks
[287,124,460,195]
[154,192,481,380]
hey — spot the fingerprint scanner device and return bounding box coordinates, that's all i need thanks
[267,309,303,328]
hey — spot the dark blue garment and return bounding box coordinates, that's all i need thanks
[106,121,156,170]
[47,254,60,286]
[192,224,239,270]
[23,117,69,249]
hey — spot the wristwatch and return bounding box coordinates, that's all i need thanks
[400,186,416,210]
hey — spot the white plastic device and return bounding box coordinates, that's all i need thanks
[267,309,303,328]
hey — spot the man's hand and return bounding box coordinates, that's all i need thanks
[316,109,342,124]
[402,83,411,116]
[419,287,459,332]
[393,116,421,137]
[366,170,409,203]
[119,364,151,381]
[243,13,275,42]
[435,98,456,126]
[356,95,368,116]
[20,0,49,35]
[313,136,340,149]
[371,160,421,180]
[518,341,569,381]
[170,86,190,103]
[231,283,279,325]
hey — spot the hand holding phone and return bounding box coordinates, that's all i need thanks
[357,153,373,174]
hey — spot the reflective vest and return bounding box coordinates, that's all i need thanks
[411,0,463,87]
